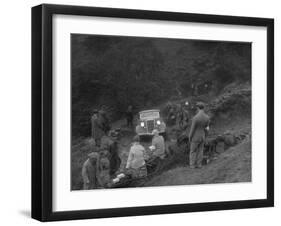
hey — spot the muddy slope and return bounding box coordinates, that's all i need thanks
[145,138,251,187]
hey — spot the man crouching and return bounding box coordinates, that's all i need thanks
[126,135,147,179]
[81,152,103,189]
[146,129,166,173]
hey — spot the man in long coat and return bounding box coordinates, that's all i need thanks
[91,110,105,147]
[99,108,111,134]
[188,102,210,169]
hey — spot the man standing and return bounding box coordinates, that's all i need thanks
[99,106,111,133]
[167,107,176,126]
[91,110,105,147]
[188,102,210,169]
[126,105,134,128]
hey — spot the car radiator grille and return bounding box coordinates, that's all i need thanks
[146,120,155,133]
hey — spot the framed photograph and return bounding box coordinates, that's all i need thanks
[32,4,274,221]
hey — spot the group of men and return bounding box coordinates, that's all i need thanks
[81,102,210,189]
[166,101,190,130]
[125,101,210,179]
[82,127,167,189]
[125,129,166,179]
[82,107,121,189]
[167,101,210,169]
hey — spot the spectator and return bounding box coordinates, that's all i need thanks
[188,102,210,169]
[126,105,134,128]
[91,110,106,147]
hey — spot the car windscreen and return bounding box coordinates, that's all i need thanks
[139,111,159,120]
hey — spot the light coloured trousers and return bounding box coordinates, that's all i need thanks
[189,141,204,167]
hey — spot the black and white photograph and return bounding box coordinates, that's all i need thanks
[0,0,278,224]
[71,34,252,191]
[30,3,274,222]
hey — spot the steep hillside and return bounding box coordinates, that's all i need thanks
[71,83,252,190]
[145,138,251,187]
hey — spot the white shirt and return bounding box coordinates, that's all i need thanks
[126,143,146,169]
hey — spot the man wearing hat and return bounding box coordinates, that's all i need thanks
[188,102,210,169]
[81,152,103,189]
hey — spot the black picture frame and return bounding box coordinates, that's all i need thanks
[32,3,274,222]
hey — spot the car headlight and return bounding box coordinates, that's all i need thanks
[156,120,161,125]
[140,122,145,127]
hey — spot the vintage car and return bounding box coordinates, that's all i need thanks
[135,109,166,136]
